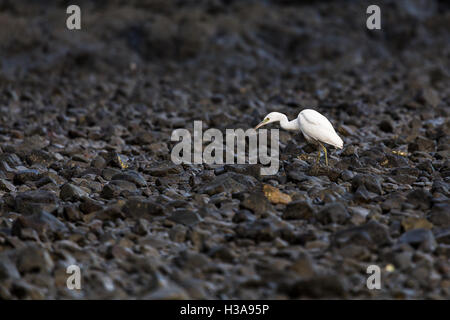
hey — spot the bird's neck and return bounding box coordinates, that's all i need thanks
[279,115,300,131]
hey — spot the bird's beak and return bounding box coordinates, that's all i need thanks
[254,119,269,130]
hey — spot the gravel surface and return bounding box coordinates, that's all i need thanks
[0,0,449,299]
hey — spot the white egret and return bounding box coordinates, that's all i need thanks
[254,109,343,166]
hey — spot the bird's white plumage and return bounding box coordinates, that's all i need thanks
[254,109,343,149]
[298,109,343,149]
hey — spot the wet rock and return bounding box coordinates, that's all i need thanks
[14,169,40,184]
[91,156,107,169]
[122,198,165,219]
[317,202,350,224]
[100,180,138,198]
[35,176,57,188]
[12,210,68,238]
[398,228,436,251]
[112,171,147,187]
[146,161,183,176]
[168,209,202,226]
[13,136,49,156]
[0,254,20,280]
[0,179,16,192]
[435,230,450,245]
[79,197,104,214]
[208,245,236,263]
[429,203,450,227]
[308,166,341,182]
[16,245,54,273]
[235,219,280,242]
[64,205,83,222]
[132,218,150,236]
[289,251,317,278]
[417,87,440,108]
[352,174,383,195]
[232,210,257,223]
[15,190,58,215]
[108,180,138,191]
[284,274,346,298]
[406,188,432,210]
[197,172,259,195]
[282,200,315,220]
[379,119,394,133]
[26,150,52,166]
[240,191,272,215]
[348,206,370,225]
[331,220,391,248]
[408,136,436,152]
[60,183,89,201]
[169,224,187,242]
[143,284,189,300]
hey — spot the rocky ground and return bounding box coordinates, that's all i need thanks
[0,0,449,299]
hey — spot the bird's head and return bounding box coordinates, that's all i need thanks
[254,112,285,130]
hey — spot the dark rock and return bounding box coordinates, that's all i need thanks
[232,210,256,223]
[35,176,57,188]
[408,136,436,152]
[12,210,68,238]
[146,161,183,176]
[169,224,187,242]
[289,251,317,278]
[122,198,165,219]
[208,246,236,263]
[0,254,20,280]
[429,203,450,227]
[16,245,54,273]
[406,188,432,210]
[168,209,202,226]
[240,191,271,215]
[14,136,49,156]
[197,172,259,195]
[26,150,52,165]
[379,119,394,133]
[91,156,107,169]
[108,180,138,191]
[112,171,147,187]
[60,183,89,201]
[0,179,16,192]
[352,174,382,195]
[331,220,391,248]
[14,169,40,184]
[435,230,450,245]
[308,166,341,182]
[398,228,436,251]
[15,190,58,215]
[132,218,150,236]
[282,200,315,220]
[64,205,83,222]
[284,274,346,298]
[317,202,350,224]
[235,219,279,242]
[79,197,104,214]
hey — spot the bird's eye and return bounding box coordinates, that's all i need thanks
[265,118,270,122]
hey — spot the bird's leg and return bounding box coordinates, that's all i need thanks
[315,144,321,166]
[319,143,328,166]
[319,142,328,167]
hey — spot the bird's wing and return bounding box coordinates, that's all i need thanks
[299,110,342,147]
[299,110,335,131]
